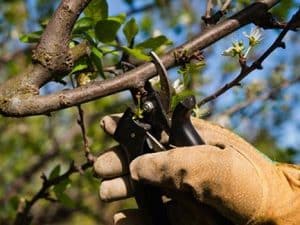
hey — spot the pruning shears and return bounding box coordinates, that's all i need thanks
[113,51,204,225]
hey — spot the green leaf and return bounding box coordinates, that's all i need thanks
[73,17,94,33]
[91,46,103,59]
[84,0,108,21]
[49,165,61,180]
[53,178,71,196]
[39,18,49,28]
[122,46,151,61]
[136,35,172,50]
[178,61,205,87]
[109,13,126,24]
[55,192,75,208]
[271,0,294,19]
[19,31,42,43]
[81,32,96,44]
[123,18,139,45]
[95,19,122,43]
[53,177,73,207]
[140,15,153,35]
[171,90,195,111]
[9,196,20,211]
[91,46,105,78]
[71,61,88,74]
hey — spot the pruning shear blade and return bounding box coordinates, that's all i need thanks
[150,51,172,115]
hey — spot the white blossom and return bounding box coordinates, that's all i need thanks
[149,76,160,86]
[11,29,20,39]
[179,12,192,25]
[243,27,263,46]
[153,29,162,37]
[222,46,235,57]
[222,41,245,57]
[76,73,92,86]
[172,79,184,94]
[192,105,209,119]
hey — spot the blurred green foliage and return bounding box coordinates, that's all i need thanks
[0,0,299,224]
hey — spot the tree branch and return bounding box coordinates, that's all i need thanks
[198,7,300,107]
[0,0,280,117]
[0,0,91,116]
[0,96,126,205]
[202,0,231,25]
[14,161,93,225]
[204,0,213,19]
[219,76,300,117]
[32,0,91,75]
[76,104,95,162]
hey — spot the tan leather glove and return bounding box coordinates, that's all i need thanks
[94,115,300,225]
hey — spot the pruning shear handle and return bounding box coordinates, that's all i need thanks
[169,95,204,146]
[113,52,204,225]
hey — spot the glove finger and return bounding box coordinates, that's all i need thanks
[114,209,150,225]
[113,198,228,225]
[130,145,266,224]
[129,145,224,191]
[100,114,121,136]
[100,175,134,202]
[94,145,128,179]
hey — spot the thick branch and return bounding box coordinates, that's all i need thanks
[32,0,91,77]
[0,0,91,109]
[0,0,279,117]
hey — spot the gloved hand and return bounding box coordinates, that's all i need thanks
[94,115,300,225]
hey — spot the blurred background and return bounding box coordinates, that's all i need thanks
[0,0,299,224]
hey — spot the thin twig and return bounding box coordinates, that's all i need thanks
[14,161,93,225]
[76,105,95,162]
[202,0,231,25]
[103,65,120,76]
[221,0,231,12]
[198,8,300,107]
[1,105,113,206]
[1,149,60,205]
[219,76,300,117]
[205,0,213,19]
[70,75,95,163]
